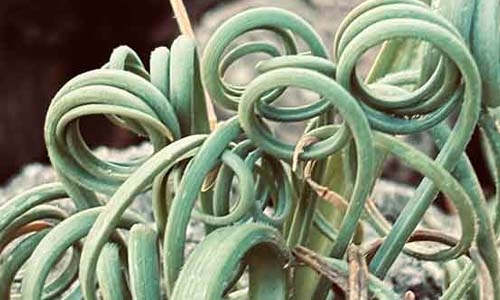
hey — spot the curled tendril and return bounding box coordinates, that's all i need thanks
[201,7,328,112]
[44,46,180,206]
[44,35,211,207]
[335,1,478,135]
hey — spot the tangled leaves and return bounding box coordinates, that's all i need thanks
[2,0,500,299]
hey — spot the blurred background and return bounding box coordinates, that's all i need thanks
[0,0,232,183]
[0,0,491,198]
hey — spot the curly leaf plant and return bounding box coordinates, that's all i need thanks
[1,0,500,299]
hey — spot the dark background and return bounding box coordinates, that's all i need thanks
[0,0,229,183]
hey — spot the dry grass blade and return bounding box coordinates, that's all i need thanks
[293,134,348,210]
[306,177,349,212]
[201,165,221,191]
[11,221,51,239]
[293,245,348,295]
[292,135,318,172]
[347,245,368,300]
[169,0,195,39]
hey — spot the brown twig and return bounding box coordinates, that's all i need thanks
[364,229,461,263]
[0,221,52,252]
[293,245,349,296]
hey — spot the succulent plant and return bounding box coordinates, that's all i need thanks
[1,0,500,299]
